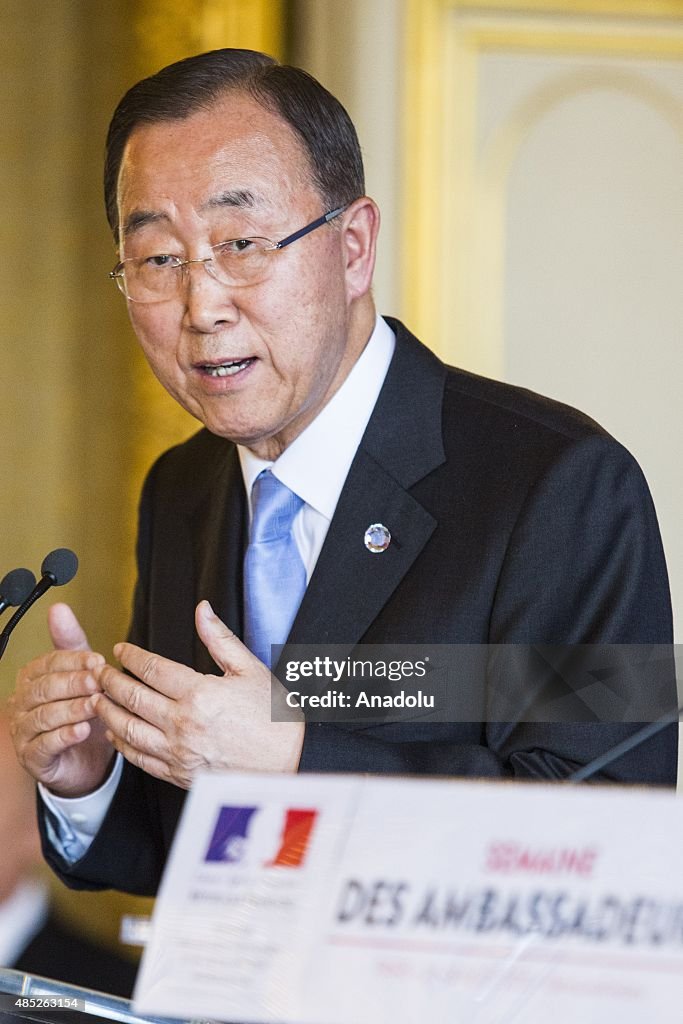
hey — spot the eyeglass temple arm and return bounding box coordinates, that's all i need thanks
[273,205,348,251]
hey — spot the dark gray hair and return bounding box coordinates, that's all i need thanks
[104,48,365,237]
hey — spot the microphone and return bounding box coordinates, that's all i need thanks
[0,568,36,615]
[568,704,681,783]
[39,548,79,587]
[0,548,78,661]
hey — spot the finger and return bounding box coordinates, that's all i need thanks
[20,695,98,739]
[97,664,172,728]
[16,665,102,712]
[110,643,195,700]
[18,649,104,684]
[24,719,95,771]
[48,602,91,652]
[94,693,169,761]
[195,600,258,676]
[103,730,174,785]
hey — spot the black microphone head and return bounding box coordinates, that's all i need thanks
[41,548,78,586]
[0,568,37,606]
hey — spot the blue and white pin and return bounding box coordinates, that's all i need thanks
[364,523,391,553]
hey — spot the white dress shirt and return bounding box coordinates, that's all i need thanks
[40,315,395,861]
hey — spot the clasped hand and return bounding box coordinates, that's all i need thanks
[10,600,304,797]
[94,600,304,788]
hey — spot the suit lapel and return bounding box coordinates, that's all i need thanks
[287,450,437,646]
[285,320,447,650]
[190,443,246,674]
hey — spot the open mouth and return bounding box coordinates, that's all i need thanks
[197,357,256,378]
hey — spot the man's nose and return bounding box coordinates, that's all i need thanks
[183,259,239,332]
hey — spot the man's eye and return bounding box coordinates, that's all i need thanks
[144,254,177,268]
[219,239,256,255]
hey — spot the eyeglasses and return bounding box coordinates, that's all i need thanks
[109,205,348,303]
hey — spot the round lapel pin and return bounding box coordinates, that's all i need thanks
[364,523,391,553]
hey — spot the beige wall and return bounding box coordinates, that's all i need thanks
[291,0,403,314]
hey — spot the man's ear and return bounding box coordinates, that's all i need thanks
[341,197,380,302]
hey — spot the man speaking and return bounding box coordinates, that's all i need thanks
[9,49,676,897]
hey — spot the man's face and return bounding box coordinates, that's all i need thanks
[116,92,373,459]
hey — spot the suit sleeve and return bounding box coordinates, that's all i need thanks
[299,436,677,786]
[40,457,171,896]
[487,435,676,782]
[488,434,672,644]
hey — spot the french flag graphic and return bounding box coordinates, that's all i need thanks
[204,805,258,863]
[266,809,318,868]
[204,805,318,867]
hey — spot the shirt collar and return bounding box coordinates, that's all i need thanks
[238,315,395,521]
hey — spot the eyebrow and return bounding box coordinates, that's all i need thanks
[121,210,168,238]
[202,189,259,212]
[121,190,260,240]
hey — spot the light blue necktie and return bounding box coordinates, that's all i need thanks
[243,470,306,668]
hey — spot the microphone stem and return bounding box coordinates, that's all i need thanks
[568,707,681,783]
[0,576,55,662]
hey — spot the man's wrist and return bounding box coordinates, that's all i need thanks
[39,753,123,822]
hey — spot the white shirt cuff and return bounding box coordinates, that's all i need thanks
[38,754,123,862]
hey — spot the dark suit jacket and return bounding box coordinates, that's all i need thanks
[12,909,137,997]
[42,319,676,895]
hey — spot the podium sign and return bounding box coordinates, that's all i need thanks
[133,774,683,1023]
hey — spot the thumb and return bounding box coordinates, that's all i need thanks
[47,602,91,652]
[195,600,254,675]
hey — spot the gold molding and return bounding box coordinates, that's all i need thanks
[134,0,284,73]
[474,68,683,377]
[445,0,683,16]
[462,25,683,57]
[403,0,444,353]
[402,0,683,365]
